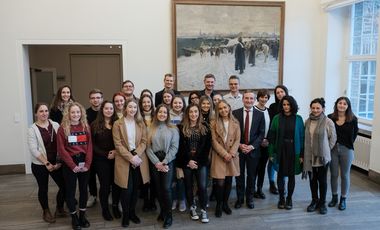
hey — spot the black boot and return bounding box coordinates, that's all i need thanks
[129,211,141,224]
[102,208,113,221]
[79,210,90,228]
[112,204,121,219]
[71,213,81,230]
[142,198,150,212]
[277,196,285,209]
[269,181,279,195]
[222,202,232,215]
[122,211,129,227]
[215,202,222,217]
[307,199,318,212]
[163,211,173,229]
[338,196,346,211]
[254,187,266,199]
[319,201,327,215]
[157,210,164,221]
[285,197,293,210]
[328,194,338,207]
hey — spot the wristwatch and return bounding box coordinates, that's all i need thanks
[45,162,51,166]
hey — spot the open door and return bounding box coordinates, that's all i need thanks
[30,67,57,114]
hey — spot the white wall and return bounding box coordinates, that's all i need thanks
[0,0,328,172]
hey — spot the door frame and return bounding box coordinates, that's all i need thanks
[17,40,127,174]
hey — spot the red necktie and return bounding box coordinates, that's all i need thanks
[244,109,250,144]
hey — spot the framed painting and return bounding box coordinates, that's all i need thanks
[172,0,285,91]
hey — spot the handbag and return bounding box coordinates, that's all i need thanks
[154,150,166,162]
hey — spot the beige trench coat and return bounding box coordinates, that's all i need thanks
[112,118,150,189]
[210,118,241,179]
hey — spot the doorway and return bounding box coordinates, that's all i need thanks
[28,45,123,108]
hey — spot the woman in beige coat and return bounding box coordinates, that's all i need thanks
[113,99,150,228]
[210,100,240,218]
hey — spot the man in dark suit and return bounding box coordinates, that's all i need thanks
[232,90,265,209]
[155,73,180,107]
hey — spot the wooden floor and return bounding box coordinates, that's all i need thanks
[1,169,380,230]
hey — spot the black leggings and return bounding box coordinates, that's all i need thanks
[92,156,120,210]
[308,163,329,203]
[120,166,142,215]
[277,173,295,198]
[62,165,89,213]
[183,166,208,210]
[151,162,174,216]
[215,176,232,204]
[31,163,65,210]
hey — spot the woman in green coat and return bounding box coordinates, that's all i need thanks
[268,95,304,210]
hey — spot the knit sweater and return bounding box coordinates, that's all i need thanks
[57,124,93,170]
[146,123,179,165]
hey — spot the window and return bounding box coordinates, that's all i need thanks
[348,0,379,120]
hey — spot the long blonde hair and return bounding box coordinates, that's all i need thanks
[124,99,145,128]
[214,100,237,136]
[61,102,89,136]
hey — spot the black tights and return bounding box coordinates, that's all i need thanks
[120,166,141,215]
[277,174,295,198]
[215,176,232,204]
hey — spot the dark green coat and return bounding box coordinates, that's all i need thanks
[268,114,304,175]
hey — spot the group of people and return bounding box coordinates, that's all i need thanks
[28,73,358,230]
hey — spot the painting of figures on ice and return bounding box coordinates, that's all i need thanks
[173,0,285,91]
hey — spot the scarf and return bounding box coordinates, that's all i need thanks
[305,113,326,158]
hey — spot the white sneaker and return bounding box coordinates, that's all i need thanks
[86,196,97,208]
[172,200,178,210]
[179,200,187,212]
[200,209,209,223]
[190,205,199,220]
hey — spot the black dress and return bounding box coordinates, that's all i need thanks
[278,114,296,176]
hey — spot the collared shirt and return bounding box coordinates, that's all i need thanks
[224,92,243,111]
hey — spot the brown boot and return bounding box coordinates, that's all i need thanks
[43,209,56,223]
[54,207,68,218]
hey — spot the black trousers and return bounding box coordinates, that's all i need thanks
[31,163,65,210]
[120,166,142,215]
[92,156,120,210]
[308,163,329,203]
[256,146,269,189]
[88,166,98,197]
[183,166,208,210]
[151,162,174,216]
[235,153,259,201]
[62,165,89,213]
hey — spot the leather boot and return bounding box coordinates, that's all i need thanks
[338,196,346,211]
[79,210,90,228]
[285,196,293,210]
[112,204,121,219]
[129,211,141,224]
[54,207,67,218]
[307,199,318,212]
[328,194,338,207]
[102,208,113,221]
[222,202,232,215]
[122,211,129,227]
[71,213,81,230]
[43,208,56,223]
[277,196,285,209]
[319,201,327,215]
[163,211,173,229]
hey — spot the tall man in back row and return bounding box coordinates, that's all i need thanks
[155,73,180,107]
[232,90,265,210]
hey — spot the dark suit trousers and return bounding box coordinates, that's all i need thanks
[235,152,259,202]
